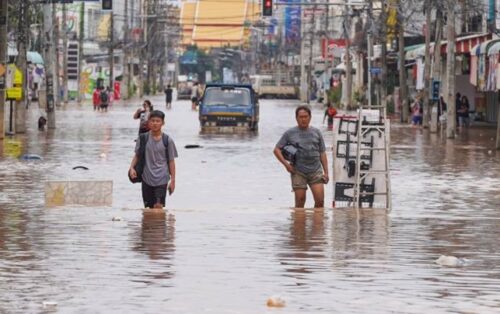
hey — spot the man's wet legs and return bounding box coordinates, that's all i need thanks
[294,188,306,208]
[310,183,325,208]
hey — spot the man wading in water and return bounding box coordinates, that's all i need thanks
[129,110,178,209]
[274,105,329,208]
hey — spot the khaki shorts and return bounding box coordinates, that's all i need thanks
[291,170,325,190]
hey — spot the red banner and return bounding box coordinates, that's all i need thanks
[321,39,346,59]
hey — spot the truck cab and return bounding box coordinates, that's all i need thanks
[199,84,259,132]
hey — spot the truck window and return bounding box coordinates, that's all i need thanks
[204,88,251,106]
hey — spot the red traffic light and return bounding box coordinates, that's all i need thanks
[262,0,273,16]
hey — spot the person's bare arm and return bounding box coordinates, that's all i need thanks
[168,160,176,194]
[133,109,141,119]
[320,152,329,183]
[273,147,295,173]
[129,154,139,178]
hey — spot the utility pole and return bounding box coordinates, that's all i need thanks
[52,1,61,107]
[422,1,432,128]
[398,6,408,123]
[344,1,352,109]
[300,7,307,102]
[367,0,373,108]
[445,0,456,138]
[430,9,443,133]
[77,2,84,103]
[138,0,145,97]
[122,0,129,100]
[379,0,388,110]
[44,1,56,129]
[62,2,68,104]
[109,11,114,90]
[307,4,317,104]
[15,0,29,133]
[0,0,8,140]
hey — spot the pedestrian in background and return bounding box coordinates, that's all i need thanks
[165,84,173,109]
[134,100,154,135]
[92,87,101,111]
[100,86,110,112]
[129,110,178,209]
[459,95,470,128]
[323,102,337,130]
[274,105,329,209]
[191,82,199,110]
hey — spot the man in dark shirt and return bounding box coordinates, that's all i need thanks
[165,85,173,109]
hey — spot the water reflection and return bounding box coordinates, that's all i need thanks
[331,209,389,265]
[278,209,328,284]
[132,211,176,282]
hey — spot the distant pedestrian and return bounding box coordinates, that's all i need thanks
[438,96,447,117]
[100,87,110,112]
[411,97,422,126]
[274,105,329,209]
[458,95,470,128]
[165,85,173,109]
[323,102,337,130]
[134,100,153,135]
[129,110,178,209]
[92,87,101,111]
[455,92,462,127]
[191,82,199,110]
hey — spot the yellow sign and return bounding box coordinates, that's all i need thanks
[3,139,23,158]
[13,66,22,86]
[6,87,22,100]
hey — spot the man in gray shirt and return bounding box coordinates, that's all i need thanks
[274,105,329,208]
[129,110,178,208]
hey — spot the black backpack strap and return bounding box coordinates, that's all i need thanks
[162,133,169,162]
[139,132,149,160]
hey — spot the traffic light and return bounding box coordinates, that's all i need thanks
[66,41,79,80]
[262,0,273,17]
[102,0,112,10]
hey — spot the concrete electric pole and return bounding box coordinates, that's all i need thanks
[44,0,56,129]
[0,0,7,139]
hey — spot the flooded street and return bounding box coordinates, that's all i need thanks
[0,97,499,313]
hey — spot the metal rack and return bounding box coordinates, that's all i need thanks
[352,104,392,211]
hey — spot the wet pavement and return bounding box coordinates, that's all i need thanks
[0,97,499,313]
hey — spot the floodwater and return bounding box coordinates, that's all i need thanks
[0,97,499,313]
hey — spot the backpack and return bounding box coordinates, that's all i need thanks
[100,91,109,103]
[128,132,170,184]
[327,107,337,117]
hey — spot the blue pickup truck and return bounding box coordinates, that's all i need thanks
[198,83,259,132]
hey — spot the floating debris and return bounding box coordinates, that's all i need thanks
[435,255,466,267]
[266,296,286,308]
[100,153,107,159]
[42,301,58,308]
[20,154,43,161]
[72,166,89,170]
[111,216,123,222]
[185,144,202,149]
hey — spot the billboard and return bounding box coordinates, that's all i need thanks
[284,0,301,45]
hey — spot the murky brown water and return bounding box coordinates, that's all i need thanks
[0,97,499,313]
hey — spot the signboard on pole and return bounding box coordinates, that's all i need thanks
[321,39,346,59]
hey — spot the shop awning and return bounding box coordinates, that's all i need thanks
[471,38,500,56]
[405,33,492,61]
[404,44,425,60]
[487,41,500,56]
[445,33,492,54]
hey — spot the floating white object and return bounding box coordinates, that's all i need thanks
[42,301,58,308]
[488,150,493,155]
[435,255,466,267]
[111,216,123,221]
[266,296,286,308]
[100,153,107,158]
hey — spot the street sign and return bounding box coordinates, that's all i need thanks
[431,80,440,101]
[67,41,79,80]
[370,67,382,75]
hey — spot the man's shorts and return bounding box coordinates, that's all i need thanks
[291,170,325,190]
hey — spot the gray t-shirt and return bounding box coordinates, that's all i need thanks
[135,133,178,186]
[276,126,326,174]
